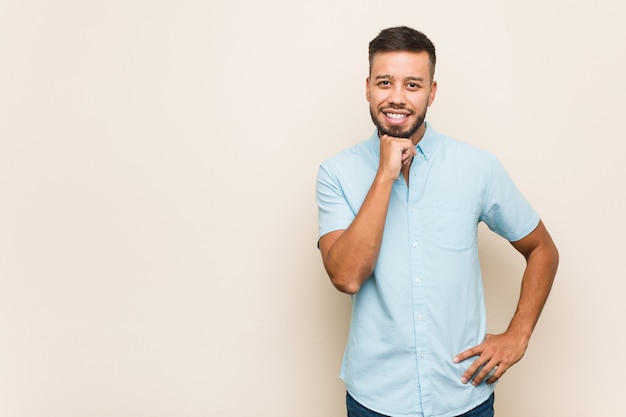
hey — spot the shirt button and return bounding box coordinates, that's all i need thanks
[417,314,423,321]
[412,242,418,248]
[415,277,421,284]
[420,353,426,359]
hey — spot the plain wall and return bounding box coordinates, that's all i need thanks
[1,0,624,416]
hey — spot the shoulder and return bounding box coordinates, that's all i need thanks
[440,132,495,158]
[434,131,499,173]
[319,135,378,177]
[322,137,375,163]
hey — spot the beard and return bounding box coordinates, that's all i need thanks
[370,106,427,139]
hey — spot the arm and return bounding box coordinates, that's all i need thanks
[453,220,559,385]
[319,135,416,294]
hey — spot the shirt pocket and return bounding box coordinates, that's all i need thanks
[432,203,479,252]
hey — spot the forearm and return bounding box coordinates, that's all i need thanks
[322,174,395,294]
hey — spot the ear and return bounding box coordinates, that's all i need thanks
[427,80,438,106]
[366,77,371,102]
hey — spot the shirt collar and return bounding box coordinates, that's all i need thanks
[368,122,440,161]
[415,122,439,161]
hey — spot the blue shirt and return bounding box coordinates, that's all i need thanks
[316,123,539,417]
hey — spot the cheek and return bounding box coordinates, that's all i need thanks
[427,89,436,105]
[414,93,432,108]
[368,91,385,106]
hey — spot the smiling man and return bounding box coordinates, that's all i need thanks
[316,27,559,417]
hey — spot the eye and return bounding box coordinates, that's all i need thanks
[407,82,420,90]
[378,80,391,87]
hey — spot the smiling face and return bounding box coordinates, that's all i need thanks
[367,51,437,144]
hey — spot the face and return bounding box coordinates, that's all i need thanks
[367,51,437,142]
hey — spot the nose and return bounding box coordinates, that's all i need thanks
[388,85,406,105]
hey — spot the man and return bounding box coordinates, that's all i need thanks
[316,26,559,417]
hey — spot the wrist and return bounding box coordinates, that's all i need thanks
[374,169,399,185]
[505,322,533,345]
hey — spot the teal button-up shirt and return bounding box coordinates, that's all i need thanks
[316,123,539,417]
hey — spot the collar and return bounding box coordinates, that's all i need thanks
[415,122,438,161]
[368,122,440,161]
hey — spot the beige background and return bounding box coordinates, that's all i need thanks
[1,0,624,416]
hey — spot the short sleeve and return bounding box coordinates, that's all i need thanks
[480,154,540,242]
[316,164,356,243]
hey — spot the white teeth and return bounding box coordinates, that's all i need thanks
[386,113,407,119]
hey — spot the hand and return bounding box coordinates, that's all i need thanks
[378,134,416,181]
[453,331,529,386]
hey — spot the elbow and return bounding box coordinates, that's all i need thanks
[544,234,560,272]
[322,252,373,295]
[535,241,560,279]
[551,244,560,272]
[331,278,361,295]
[328,269,370,295]
[328,272,371,295]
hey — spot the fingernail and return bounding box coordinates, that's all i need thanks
[452,356,459,363]
[461,377,468,384]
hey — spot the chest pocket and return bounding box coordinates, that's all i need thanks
[432,203,479,252]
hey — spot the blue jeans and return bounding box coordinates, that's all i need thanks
[346,392,495,417]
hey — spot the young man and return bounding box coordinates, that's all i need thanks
[316,26,559,417]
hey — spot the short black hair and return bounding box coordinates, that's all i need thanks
[368,26,437,80]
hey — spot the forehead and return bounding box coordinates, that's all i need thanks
[370,51,431,80]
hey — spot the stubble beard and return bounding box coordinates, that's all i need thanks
[370,106,427,140]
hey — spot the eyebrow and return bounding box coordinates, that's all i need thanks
[374,75,425,82]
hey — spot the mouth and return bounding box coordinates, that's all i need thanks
[383,110,411,125]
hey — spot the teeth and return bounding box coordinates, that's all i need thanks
[386,113,407,119]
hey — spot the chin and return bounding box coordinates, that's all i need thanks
[379,124,415,139]
[388,128,412,139]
